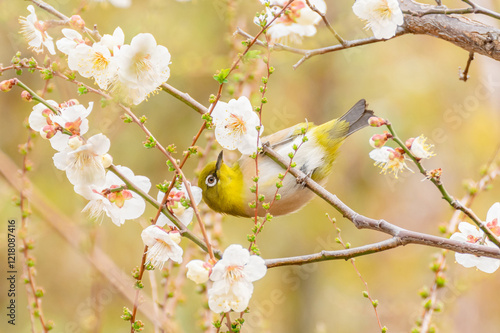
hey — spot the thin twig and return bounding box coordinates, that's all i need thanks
[418,147,500,333]
[305,0,345,45]
[459,52,474,82]
[386,123,500,247]
[30,0,101,40]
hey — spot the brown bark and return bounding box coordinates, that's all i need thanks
[402,0,500,60]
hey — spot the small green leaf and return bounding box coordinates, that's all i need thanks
[77,85,88,95]
[213,68,231,84]
[242,50,261,63]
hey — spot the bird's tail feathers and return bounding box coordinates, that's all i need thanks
[338,99,375,137]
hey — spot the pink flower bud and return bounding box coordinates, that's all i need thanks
[70,15,86,30]
[405,138,415,149]
[369,133,388,148]
[0,79,15,92]
[21,90,32,102]
[42,125,57,139]
[368,116,387,127]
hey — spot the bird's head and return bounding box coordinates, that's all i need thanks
[197,151,246,216]
[198,150,225,194]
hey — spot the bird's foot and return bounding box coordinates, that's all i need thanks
[260,141,270,154]
[296,172,311,187]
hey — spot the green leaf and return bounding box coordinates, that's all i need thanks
[242,50,261,63]
[213,68,231,84]
[77,85,88,95]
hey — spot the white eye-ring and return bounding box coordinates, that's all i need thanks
[205,174,218,187]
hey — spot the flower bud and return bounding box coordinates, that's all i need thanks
[405,138,415,149]
[68,135,84,150]
[368,116,387,127]
[369,133,388,148]
[101,154,113,168]
[0,79,15,92]
[41,125,57,139]
[21,90,32,102]
[186,259,211,284]
[168,230,182,244]
[70,15,86,30]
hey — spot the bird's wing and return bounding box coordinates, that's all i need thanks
[263,122,312,150]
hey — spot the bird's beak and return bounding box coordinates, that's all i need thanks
[215,150,224,172]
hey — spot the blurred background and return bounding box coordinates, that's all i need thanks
[1,0,500,332]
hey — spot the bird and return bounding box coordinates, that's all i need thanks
[198,99,374,217]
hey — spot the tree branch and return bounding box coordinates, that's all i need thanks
[261,144,500,268]
[401,0,500,61]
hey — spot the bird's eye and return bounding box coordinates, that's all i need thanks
[205,175,218,187]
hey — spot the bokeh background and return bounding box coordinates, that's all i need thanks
[1,0,500,332]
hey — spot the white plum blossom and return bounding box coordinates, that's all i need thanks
[115,33,171,105]
[211,96,263,155]
[450,219,500,274]
[258,0,326,44]
[157,183,202,228]
[53,133,112,186]
[186,260,211,284]
[75,165,151,226]
[208,244,267,313]
[369,146,412,178]
[58,27,123,90]
[56,29,84,55]
[141,225,183,268]
[19,5,55,55]
[28,100,60,134]
[352,0,404,39]
[68,43,119,90]
[28,100,93,151]
[408,135,435,159]
[98,27,125,52]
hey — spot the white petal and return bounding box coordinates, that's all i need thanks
[223,244,250,266]
[49,132,70,151]
[210,101,229,124]
[177,207,194,227]
[486,202,500,223]
[244,255,267,282]
[457,222,482,238]
[118,193,146,220]
[87,133,111,155]
[52,151,68,170]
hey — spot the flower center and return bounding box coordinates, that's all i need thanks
[374,0,393,20]
[105,185,132,208]
[133,54,153,78]
[167,191,186,215]
[225,113,247,135]
[487,218,500,237]
[275,1,306,24]
[225,265,244,283]
[466,234,481,244]
[92,52,110,72]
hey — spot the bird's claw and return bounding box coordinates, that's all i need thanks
[296,174,309,187]
[260,141,271,154]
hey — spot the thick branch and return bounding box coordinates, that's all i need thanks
[401,0,500,60]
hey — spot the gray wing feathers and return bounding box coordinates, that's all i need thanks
[338,99,374,137]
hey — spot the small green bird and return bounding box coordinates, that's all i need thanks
[198,99,373,217]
